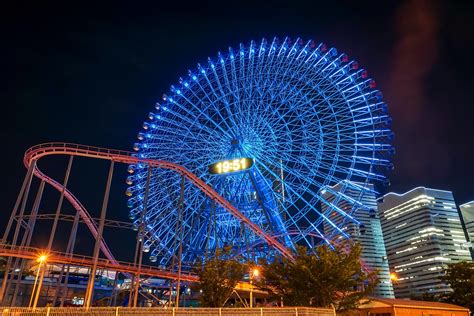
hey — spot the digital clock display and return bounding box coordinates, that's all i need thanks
[208,158,254,175]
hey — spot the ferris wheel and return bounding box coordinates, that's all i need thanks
[126,37,394,266]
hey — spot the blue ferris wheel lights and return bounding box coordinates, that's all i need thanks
[128,37,394,266]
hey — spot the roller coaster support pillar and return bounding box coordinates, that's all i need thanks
[0,160,36,306]
[132,165,152,307]
[128,237,139,307]
[110,271,119,307]
[57,211,80,307]
[48,156,73,307]
[47,156,74,250]
[84,160,114,309]
[175,175,185,308]
[32,260,46,309]
[1,160,35,244]
[11,180,45,306]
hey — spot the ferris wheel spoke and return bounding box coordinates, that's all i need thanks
[175,86,237,140]
[259,158,361,228]
[210,63,242,131]
[194,76,237,135]
[254,160,350,239]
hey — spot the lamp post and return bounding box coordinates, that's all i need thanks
[390,272,398,282]
[249,268,259,308]
[30,254,47,309]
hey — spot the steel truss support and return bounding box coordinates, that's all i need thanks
[32,260,46,309]
[10,180,45,306]
[48,156,74,250]
[56,211,80,307]
[84,160,114,309]
[132,165,152,307]
[1,160,36,244]
[0,160,36,305]
[14,214,134,230]
[175,175,185,308]
[22,156,73,308]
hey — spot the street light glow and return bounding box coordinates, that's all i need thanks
[390,272,398,281]
[37,254,48,263]
[252,268,259,277]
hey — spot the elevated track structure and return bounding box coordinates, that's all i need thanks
[0,142,291,308]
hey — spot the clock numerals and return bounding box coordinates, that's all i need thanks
[209,158,254,175]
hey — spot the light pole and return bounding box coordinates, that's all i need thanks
[249,268,259,308]
[390,272,398,282]
[30,254,47,309]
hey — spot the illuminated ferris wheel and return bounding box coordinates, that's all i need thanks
[126,37,394,266]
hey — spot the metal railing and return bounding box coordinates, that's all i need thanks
[0,244,198,281]
[1,307,335,316]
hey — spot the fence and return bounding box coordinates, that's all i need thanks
[0,307,335,316]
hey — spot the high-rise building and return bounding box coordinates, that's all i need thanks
[321,180,394,298]
[459,201,474,259]
[378,187,471,298]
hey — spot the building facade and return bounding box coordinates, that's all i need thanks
[378,187,471,298]
[459,201,474,259]
[321,180,394,298]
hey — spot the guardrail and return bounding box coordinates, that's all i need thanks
[1,307,335,316]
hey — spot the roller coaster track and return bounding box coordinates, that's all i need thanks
[0,244,198,282]
[23,142,293,268]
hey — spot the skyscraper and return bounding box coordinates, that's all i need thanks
[378,187,471,298]
[459,201,474,259]
[321,180,394,298]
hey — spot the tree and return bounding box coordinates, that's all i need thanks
[409,292,441,302]
[258,242,378,312]
[192,247,246,307]
[440,261,474,311]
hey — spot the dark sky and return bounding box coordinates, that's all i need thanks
[1,1,473,258]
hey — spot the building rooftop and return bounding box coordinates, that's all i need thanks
[380,186,452,198]
[460,201,474,208]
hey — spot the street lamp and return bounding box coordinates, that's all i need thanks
[29,253,48,308]
[250,268,259,308]
[390,272,398,282]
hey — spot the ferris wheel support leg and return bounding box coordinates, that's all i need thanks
[0,160,36,306]
[132,165,152,308]
[47,156,74,250]
[84,160,114,309]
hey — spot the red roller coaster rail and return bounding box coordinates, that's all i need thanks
[23,142,294,264]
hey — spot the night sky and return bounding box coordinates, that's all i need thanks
[1,1,473,259]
